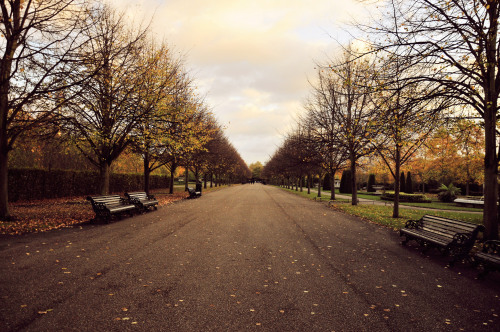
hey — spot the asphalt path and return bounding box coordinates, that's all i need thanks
[1,184,499,331]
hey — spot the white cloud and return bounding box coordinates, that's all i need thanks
[111,0,366,165]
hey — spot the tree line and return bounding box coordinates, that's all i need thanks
[0,0,250,219]
[264,0,499,240]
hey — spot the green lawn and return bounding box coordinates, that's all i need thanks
[332,204,483,230]
[322,189,483,212]
[277,186,483,231]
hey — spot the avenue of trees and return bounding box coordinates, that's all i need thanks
[0,0,250,220]
[263,0,499,239]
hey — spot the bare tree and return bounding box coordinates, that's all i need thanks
[0,0,96,219]
[304,69,349,200]
[326,50,380,205]
[372,54,447,217]
[357,0,499,238]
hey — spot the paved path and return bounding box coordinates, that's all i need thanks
[0,184,499,331]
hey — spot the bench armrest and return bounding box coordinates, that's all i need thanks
[90,202,108,211]
[452,232,474,246]
[483,240,500,254]
[147,194,156,200]
[128,197,141,204]
[404,219,421,229]
[120,197,131,205]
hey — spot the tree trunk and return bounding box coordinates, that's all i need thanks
[317,174,322,198]
[184,167,189,191]
[484,98,499,240]
[99,161,111,195]
[307,173,311,194]
[143,153,150,195]
[393,149,401,218]
[330,173,336,200]
[203,173,207,189]
[350,155,357,206]
[0,38,14,219]
[0,147,9,219]
[169,167,175,194]
[210,173,213,188]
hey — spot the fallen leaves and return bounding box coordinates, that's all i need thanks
[1,191,187,235]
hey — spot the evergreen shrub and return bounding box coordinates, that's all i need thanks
[380,192,431,203]
[367,174,376,192]
[8,168,169,201]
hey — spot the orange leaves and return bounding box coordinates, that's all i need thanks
[1,191,187,235]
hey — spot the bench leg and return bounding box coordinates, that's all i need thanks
[477,266,490,279]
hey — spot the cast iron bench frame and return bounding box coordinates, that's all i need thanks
[187,187,201,198]
[474,240,500,278]
[400,214,484,266]
[86,195,136,222]
[125,192,159,211]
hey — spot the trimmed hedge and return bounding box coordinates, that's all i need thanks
[8,168,169,202]
[380,192,431,203]
[323,174,331,191]
[339,170,352,194]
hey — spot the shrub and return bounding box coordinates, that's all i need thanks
[438,183,461,202]
[8,168,169,201]
[339,170,352,194]
[405,172,413,194]
[367,174,376,192]
[323,173,331,191]
[400,172,406,193]
[380,192,431,203]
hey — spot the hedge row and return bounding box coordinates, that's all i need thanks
[8,168,170,202]
[380,192,431,203]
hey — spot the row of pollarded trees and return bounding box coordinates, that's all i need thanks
[265,0,500,240]
[0,0,250,219]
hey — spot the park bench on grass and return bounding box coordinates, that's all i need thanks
[125,192,159,211]
[454,198,484,209]
[474,240,500,278]
[400,214,484,266]
[86,195,136,222]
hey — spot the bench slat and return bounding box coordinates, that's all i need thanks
[125,192,159,211]
[87,195,137,222]
[400,214,484,266]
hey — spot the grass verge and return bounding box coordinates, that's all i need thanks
[277,186,483,231]
[331,204,483,230]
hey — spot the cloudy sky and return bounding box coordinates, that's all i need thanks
[111,0,366,165]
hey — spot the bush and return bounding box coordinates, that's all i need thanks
[339,170,352,194]
[400,172,406,193]
[438,183,461,202]
[380,192,431,203]
[405,172,413,194]
[367,174,376,192]
[8,168,169,201]
[323,174,331,191]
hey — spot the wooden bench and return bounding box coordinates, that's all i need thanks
[400,215,484,266]
[454,198,484,209]
[86,195,137,222]
[125,192,159,211]
[187,187,201,198]
[474,240,500,278]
